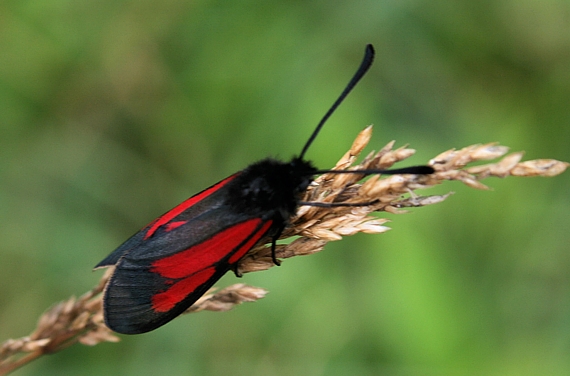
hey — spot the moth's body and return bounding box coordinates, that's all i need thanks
[96,157,316,334]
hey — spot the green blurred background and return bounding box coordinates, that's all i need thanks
[1,1,569,375]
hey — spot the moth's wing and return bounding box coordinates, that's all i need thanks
[103,208,273,334]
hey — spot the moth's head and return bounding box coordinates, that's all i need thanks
[228,158,316,218]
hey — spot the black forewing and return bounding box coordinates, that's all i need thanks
[103,207,273,334]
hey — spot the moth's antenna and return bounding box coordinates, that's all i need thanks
[311,165,435,175]
[298,44,375,160]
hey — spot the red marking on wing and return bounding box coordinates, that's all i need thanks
[144,174,238,240]
[227,221,272,263]
[149,219,273,312]
[151,219,270,279]
[151,268,215,312]
[165,221,187,232]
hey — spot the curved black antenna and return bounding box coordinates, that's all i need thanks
[298,44,375,160]
[311,165,435,175]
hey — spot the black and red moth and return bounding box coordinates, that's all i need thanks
[95,44,433,334]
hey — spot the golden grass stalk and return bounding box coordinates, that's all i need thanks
[0,125,567,375]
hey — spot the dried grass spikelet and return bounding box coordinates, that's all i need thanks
[237,127,568,273]
[0,125,567,375]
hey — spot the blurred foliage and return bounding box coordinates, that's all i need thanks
[1,0,569,375]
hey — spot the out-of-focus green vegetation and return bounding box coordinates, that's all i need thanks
[1,1,569,375]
